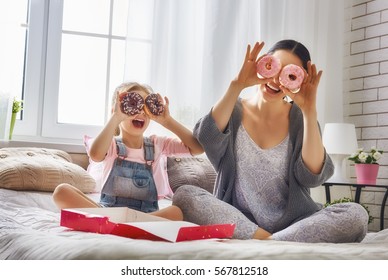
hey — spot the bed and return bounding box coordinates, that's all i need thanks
[1,147,388,260]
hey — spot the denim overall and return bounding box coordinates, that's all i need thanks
[99,137,159,213]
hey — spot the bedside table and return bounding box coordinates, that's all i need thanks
[322,181,388,230]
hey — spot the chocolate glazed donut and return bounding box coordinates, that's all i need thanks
[145,93,164,116]
[120,92,145,115]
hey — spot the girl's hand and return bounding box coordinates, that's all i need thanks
[149,94,171,126]
[149,94,203,155]
[282,61,322,116]
[233,42,272,89]
[113,93,132,122]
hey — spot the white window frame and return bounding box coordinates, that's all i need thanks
[13,0,47,139]
[13,0,127,146]
[41,0,103,141]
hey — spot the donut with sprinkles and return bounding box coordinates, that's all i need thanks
[120,92,144,115]
[279,64,304,93]
[256,55,282,78]
[145,93,164,116]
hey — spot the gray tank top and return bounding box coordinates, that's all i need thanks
[234,125,290,232]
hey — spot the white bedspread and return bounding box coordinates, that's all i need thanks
[1,188,388,260]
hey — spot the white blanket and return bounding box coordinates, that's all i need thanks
[1,188,388,260]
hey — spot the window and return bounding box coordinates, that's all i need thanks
[3,0,264,147]
[4,0,153,144]
[42,0,130,141]
[0,0,28,120]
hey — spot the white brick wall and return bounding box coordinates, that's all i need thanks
[344,0,388,232]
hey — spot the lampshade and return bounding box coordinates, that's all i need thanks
[322,123,358,183]
[322,123,358,155]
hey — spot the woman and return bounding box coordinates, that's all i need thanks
[172,40,369,243]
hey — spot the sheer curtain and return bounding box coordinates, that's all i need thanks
[260,0,345,125]
[125,0,260,136]
[125,0,344,136]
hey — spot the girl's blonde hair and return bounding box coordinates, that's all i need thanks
[112,82,154,106]
[112,82,154,136]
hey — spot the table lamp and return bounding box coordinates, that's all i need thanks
[322,123,358,182]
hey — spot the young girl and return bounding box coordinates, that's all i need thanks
[172,40,369,242]
[53,82,203,220]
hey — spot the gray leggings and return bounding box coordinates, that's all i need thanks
[172,185,369,243]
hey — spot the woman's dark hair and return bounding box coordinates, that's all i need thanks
[267,39,311,71]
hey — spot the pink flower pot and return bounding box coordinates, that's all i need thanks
[355,164,379,185]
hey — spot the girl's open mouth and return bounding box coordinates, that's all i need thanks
[132,118,145,128]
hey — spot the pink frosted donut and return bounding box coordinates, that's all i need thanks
[256,55,282,78]
[279,64,304,93]
[120,92,144,115]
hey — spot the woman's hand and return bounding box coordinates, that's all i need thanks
[211,41,270,132]
[282,61,325,174]
[233,42,271,90]
[282,61,322,116]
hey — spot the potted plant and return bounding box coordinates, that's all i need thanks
[9,97,23,140]
[348,147,383,185]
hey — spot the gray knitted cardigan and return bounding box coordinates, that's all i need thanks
[193,99,334,233]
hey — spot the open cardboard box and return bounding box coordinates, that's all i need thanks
[60,207,235,242]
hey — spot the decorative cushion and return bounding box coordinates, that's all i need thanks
[167,157,216,194]
[0,147,96,193]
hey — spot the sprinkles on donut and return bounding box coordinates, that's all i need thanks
[279,64,304,93]
[145,93,164,116]
[256,55,282,78]
[120,91,144,115]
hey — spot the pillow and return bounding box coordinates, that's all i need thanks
[167,157,216,194]
[0,147,96,193]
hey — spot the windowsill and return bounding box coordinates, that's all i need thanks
[0,139,86,154]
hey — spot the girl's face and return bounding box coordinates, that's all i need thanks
[118,90,151,137]
[260,49,304,101]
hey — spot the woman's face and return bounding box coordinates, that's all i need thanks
[119,89,151,136]
[260,49,304,100]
